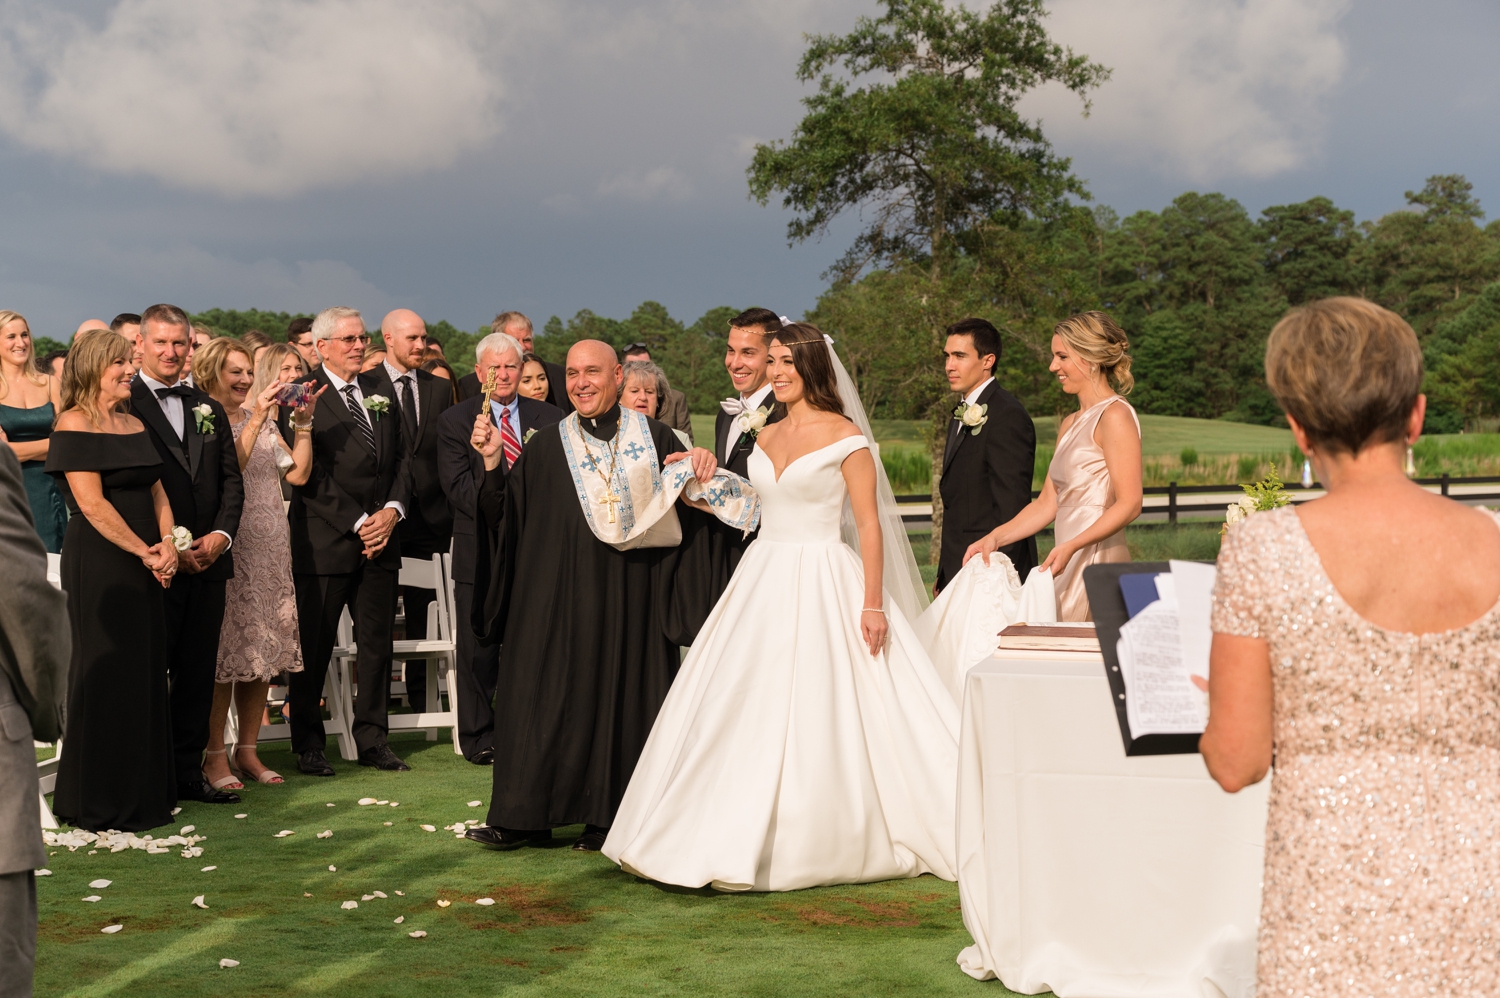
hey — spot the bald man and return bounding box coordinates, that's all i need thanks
[73,319,109,339]
[370,310,454,710]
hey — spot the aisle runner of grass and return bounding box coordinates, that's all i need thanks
[38,737,1023,998]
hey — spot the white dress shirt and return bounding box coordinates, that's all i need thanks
[137,371,231,549]
[384,360,420,426]
[964,376,995,408]
[720,382,776,460]
[488,394,521,437]
[322,367,405,530]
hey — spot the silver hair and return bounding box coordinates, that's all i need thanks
[311,306,363,341]
[622,359,671,408]
[475,331,523,365]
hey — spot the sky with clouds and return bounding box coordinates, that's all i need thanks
[0,0,1496,338]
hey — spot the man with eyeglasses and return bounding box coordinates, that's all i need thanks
[286,306,414,776]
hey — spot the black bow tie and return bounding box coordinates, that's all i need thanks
[155,384,194,399]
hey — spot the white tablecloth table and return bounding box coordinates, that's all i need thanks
[955,653,1270,998]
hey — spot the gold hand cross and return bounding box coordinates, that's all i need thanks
[598,488,623,524]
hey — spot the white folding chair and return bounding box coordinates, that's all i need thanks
[387,554,461,751]
[38,555,63,826]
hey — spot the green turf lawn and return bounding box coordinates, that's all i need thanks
[37,736,1018,998]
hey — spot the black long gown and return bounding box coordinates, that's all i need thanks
[473,406,686,831]
[46,430,175,832]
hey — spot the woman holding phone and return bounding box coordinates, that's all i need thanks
[195,339,324,788]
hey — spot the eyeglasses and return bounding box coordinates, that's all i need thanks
[328,334,371,347]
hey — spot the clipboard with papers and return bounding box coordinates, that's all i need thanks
[1083,560,1218,757]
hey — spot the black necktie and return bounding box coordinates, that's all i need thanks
[397,374,418,443]
[342,384,377,453]
[155,384,194,400]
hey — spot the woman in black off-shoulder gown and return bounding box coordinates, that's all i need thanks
[46,334,179,832]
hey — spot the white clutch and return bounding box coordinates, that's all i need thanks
[275,440,295,478]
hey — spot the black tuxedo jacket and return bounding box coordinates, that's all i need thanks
[288,368,414,575]
[129,377,244,582]
[715,399,785,477]
[936,380,1037,592]
[437,393,563,584]
[366,365,454,557]
[459,361,572,414]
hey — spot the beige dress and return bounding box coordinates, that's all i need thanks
[216,416,303,683]
[1049,395,1138,620]
[1213,507,1500,996]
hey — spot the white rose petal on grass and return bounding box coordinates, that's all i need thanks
[421,825,436,832]
[303,892,313,898]
[101,924,123,934]
[192,896,208,909]
[358,798,377,806]
[219,959,239,969]
[389,802,399,808]
[475,898,495,906]
[376,800,389,806]
[384,822,393,827]
[328,866,337,872]
[395,891,405,896]
[82,896,102,903]
[436,900,451,908]
[273,830,295,838]
[341,901,358,910]
[317,830,333,839]
[327,803,336,807]
[172,807,183,816]
[180,825,195,834]
[372,891,387,899]
[36,869,51,877]
[394,915,405,924]
[467,801,482,807]
[234,814,247,820]
[201,866,216,872]
[408,930,427,938]
[89,879,111,889]
[362,895,375,902]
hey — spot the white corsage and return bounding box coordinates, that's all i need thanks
[1223,496,1257,527]
[1222,472,1292,536]
[522,427,537,444]
[192,404,215,434]
[954,400,988,436]
[737,405,772,438]
[362,395,390,421]
[169,526,194,552]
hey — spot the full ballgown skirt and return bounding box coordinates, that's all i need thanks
[46,431,175,833]
[605,436,961,891]
[914,560,1057,704]
[1050,396,1140,621]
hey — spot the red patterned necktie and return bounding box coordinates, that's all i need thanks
[499,406,521,467]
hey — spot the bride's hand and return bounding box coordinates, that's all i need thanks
[962,531,1002,568]
[1040,540,1078,576]
[861,608,887,657]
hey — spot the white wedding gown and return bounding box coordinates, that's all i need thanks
[604,434,966,891]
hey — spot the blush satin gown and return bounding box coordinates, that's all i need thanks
[603,434,961,891]
[1049,395,1140,621]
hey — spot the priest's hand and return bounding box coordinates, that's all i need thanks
[359,507,400,558]
[471,411,504,471]
[665,447,717,483]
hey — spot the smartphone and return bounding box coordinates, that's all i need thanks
[274,383,310,407]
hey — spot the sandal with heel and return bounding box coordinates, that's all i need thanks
[203,748,244,791]
[232,745,284,785]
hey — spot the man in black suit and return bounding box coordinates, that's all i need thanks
[436,330,562,763]
[935,317,1037,593]
[130,304,245,805]
[458,311,570,414]
[367,308,454,710]
[715,308,785,476]
[288,306,414,775]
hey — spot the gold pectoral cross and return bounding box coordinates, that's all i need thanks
[598,488,623,524]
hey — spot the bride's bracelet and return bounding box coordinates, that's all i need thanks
[861,607,885,614]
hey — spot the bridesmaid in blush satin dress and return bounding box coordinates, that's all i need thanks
[964,311,1142,621]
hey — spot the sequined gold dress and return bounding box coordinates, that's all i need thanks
[1212,507,1500,996]
[1049,395,1139,620]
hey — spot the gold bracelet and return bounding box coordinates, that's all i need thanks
[294,423,313,433]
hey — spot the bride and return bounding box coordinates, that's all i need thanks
[602,322,963,891]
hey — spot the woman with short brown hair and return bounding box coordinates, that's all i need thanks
[1201,297,1500,996]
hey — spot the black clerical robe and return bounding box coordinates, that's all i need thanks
[472,405,687,831]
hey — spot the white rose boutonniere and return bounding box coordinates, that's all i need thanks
[362,395,390,421]
[168,526,194,552]
[191,403,215,434]
[954,400,988,436]
[737,405,772,438]
[522,427,537,445]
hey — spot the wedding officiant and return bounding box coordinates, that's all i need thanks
[465,339,754,853]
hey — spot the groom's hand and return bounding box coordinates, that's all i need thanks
[665,448,717,483]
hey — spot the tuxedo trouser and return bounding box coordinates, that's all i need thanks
[452,580,500,759]
[291,563,398,755]
[0,872,35,998]
[162,574,228,781]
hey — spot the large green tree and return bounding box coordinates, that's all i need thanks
[1256,196,1361,305]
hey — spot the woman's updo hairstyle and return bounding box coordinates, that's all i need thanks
[1054,311,1134,394]
[770,322,845,417]
[60,328,131,426]
[1264,297,1422,456]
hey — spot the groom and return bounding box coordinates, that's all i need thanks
[935,317,1036,593]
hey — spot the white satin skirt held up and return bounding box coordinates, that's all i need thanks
[603,536,960,892]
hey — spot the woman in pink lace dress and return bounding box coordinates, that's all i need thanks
[1201,298,1500,996]
[196,341,321,787]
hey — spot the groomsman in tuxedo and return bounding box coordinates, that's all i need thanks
[369,308,453,710]
[288,306,414,775]
[458,312,570,413]
[436,331,562,763]
[130,304,245,804]
[935,317,1037,593]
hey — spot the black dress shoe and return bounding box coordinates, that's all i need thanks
[358,744,411,771]
[298,749,336,776]
[572,824,609,852]
[466,826,550,850]
[469,748,495,766]
[177,779,240,804]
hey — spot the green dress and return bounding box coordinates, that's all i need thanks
[0,401,68,552]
